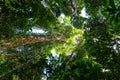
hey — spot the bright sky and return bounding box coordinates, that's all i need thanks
[81,7,89,18]
[27,26,47,35]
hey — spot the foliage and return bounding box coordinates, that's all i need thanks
[0,0,120,80]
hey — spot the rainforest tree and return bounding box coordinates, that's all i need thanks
[0,0,120,80]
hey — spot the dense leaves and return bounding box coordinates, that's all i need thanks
[0,0,120,80]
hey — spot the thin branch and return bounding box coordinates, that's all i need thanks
[61,51,76,68]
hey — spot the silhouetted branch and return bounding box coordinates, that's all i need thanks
[61,51,76,68]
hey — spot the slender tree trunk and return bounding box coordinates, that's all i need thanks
[71,0,78,16]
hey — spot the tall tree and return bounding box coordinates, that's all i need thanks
[0,0,120,80]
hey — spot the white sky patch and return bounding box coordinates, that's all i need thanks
[51,49,59,58]
[102,68,110,72]
[28,18,33,21]
[61,13,65,18]
[44,48,60,77]
[81,7,89,18]
[46,49,59,65]
[41,0,48,8]
[27,26,47,35]
[16,29,22,33]
[16,46,23,52]
[112,36,120,55]
[41,76,47,80]
[118,40,120,44]
[113,44,119,54]
[58,13,65,23]
[113,44,117,51]
[31,27,46,34]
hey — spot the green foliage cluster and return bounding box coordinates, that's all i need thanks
[0,0,120,80]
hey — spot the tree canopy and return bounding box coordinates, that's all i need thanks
[0,0,120,80]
